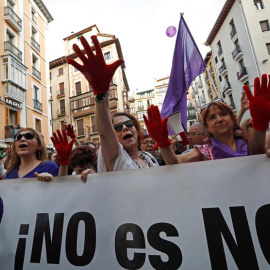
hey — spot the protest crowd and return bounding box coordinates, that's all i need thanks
[0,35,270,222]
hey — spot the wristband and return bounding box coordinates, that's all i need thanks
[95,93,108,103]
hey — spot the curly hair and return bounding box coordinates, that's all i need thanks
[70,145,97,168]
[7,127,48,174]
[112,112,144,150]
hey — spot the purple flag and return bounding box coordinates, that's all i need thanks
[161,14,206,131]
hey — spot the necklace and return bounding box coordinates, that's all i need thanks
[130,151,152,168]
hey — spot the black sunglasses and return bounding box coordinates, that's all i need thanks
[14,132,36,141]
[200,98,224,111]
[113,120,135,132]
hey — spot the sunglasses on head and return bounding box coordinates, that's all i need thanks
[200,98,224,111]
[113,120,135,132]
[14,132,36,141]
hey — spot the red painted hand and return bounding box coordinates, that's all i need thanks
[68,35,124,96]
[143,105,171,148]
[243,74,270,130]
[50,130,75,165]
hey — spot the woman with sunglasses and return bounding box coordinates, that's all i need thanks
[68,36,159,172]
[5,128,59,180]
[144,74,270,164]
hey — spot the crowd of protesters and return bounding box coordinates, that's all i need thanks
[0,35,270,184]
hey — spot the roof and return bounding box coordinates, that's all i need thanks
[205,0,235,45]
[136,89,154,94]
[204,51,212,64]
[63,25,100,40]
[33,0,53,22]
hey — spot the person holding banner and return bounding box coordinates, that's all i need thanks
[5,128,59,181]
[144,74,270,164]
[68,36,159,172]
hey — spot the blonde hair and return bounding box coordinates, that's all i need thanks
[7,128,48,174]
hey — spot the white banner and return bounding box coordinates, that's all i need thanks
[0,155,270,269]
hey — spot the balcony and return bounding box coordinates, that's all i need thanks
[205,76,209,83]
[237,67,248,82]
[231,45,243,61]
[57,107,66,116]
[191,91,195,99]
[32,14,37,24]
[217,48,223,57]
[193,87,199,94]
[32,66,41,80]
[4,6,22,32]
[197,81,203,88]
[207,88,212,97]
[223,82,232,95]
[219,64,227,76]
[137,105,145,111]
[57,90,65,98]
[31,37,40,52]
[201,96,206,104]
[4,41,22,61]
[3,82,24,103]
[209,67,214,74]
[230,28,237,39]
[33,99,43,112]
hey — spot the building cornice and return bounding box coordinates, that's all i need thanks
[63,25,100,40]
[205,0,235,45]
[33,0,53,22]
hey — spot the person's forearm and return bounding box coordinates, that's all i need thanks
[95,96,120,171]
[236,108,247,126]
[159,147,179,165]
[58,165,68,176]
[248,130,266,155]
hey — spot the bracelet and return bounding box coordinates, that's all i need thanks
[94,93,108,103]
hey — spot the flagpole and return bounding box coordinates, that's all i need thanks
[206,67,220,99]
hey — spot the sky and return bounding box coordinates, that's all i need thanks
[43,0,227,94]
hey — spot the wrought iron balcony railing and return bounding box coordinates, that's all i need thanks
[4,41,22,61]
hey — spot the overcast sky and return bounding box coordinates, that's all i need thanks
[43,0,226,93]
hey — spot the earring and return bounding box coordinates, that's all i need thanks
[37,150,41,159]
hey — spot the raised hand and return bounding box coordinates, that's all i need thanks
[143,105,171,148]
[50,130,75,165]
[243,74,270,130]
[68,35,124,95]
[65,124,76,139]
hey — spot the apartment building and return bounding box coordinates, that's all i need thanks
[205,0,270,115]
[128,89,155,132]
[50,25,129,144]
[1,0,53,147]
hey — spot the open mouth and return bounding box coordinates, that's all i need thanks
[19,144,28,148]
[123,134,133,140]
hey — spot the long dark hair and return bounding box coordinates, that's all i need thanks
[112,112,144,150]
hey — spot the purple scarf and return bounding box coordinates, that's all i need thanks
[211,137,250,159]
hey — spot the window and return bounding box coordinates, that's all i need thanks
[147,99,152,107]
[228,94,235,109]
[59,100,65,114]
[138,100,143,108]
[75,81,81,95]
[91,116,97,133]
[58,68,63,75]
[229,19,237,38]
[59,82,64,94]
[266,43,270,54]
[130,107,135,114]
[215,57,218,63]
[219,76,222,82]
[147,92,152,97]
[254,0,264,10]
[35,118,41,133]
[239,59,245,68]
[31,7,37,24]
[77,119,84,136]
[137,111,143,120]
[74,67,78,73]
[33,85,40,101]
[217,41,223,56]
[104,52,111,61]
[260,20,270,32]
[50,72,51,80]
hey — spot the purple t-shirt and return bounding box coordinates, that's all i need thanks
[0,197,3,223]
[5,161,59,179]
